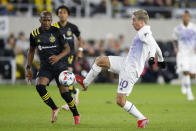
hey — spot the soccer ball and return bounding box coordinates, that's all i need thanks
[59,70,75,86]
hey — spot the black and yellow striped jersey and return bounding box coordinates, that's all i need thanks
[29,26,68,68]
[52,21,80,54]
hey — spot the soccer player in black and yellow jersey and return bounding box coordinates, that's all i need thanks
[26,11,80,124]
[52,5,84,110]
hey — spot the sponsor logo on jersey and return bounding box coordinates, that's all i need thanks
[144,33,149,37]
[38,45,57,51]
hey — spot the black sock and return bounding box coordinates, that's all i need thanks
[72,87,77,94]
[36,85,57,110]
[61,92,79,116]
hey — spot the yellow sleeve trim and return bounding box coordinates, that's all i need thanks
[52,22,60,28]
[31,28,40,37]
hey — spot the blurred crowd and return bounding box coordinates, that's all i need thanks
[0,0,196,18]
[0,32,177,83]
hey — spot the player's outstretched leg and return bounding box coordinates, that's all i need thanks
[76,56,110,89]
[75,74,87,90]
[117,94,149,128]
[36,85,60,123]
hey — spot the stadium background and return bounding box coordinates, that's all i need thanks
[0,1,196,131]
[1,0,196,84]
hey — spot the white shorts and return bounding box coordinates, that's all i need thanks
[108,56,139,96]
[176,53,196,74]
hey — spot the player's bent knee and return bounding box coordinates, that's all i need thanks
[61,92,72,102]
[59,85,69,93]
[96,56,110,68]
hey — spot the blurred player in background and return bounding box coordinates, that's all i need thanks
[26,11,80,124]
[52,5,84,110]
[173,10,195,101]
[76,10,165,128]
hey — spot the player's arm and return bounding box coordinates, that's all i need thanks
[57,43,70,60]
[73,24,84,58]
[139,32,156,65]
[142,33,165,68]
[26,34,36,82]
[77,35,84,58]
[172,27,178,55]
[173,40,178,55]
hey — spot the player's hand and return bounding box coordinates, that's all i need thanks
[158,61,166,69]
[49,55,60,65]
[76,51,83,59]
[26,68,32,82]
[148,57,155,66]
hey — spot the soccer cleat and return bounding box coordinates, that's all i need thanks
[187,94,194,101]
[137,118,149,128]
[62,104,70,111]
[73,115,80,125]
[181,87,187,95]
[51,108,60,123]
[75,75,88,91]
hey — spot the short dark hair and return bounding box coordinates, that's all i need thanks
[184,10,190,14]
[56,5,70,15]
[40,11,52,18]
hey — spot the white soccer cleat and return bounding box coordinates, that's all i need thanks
[187,94,194,101]
[51,108,60,123]
[181,86,187,95]
[62,104,70,110]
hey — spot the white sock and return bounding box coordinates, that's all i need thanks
[84,63,102,86]
[123,101,146,120]
[182,75,191,89]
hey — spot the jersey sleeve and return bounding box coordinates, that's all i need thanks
[139,31,164,62]
[72,24,80,37]
[29,33,36,47]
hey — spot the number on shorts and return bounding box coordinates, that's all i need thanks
[119,79,128,90]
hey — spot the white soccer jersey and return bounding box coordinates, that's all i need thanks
[125,25,164,76]
[173,22,196,55]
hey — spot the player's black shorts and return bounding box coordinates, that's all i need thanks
[37,66,67,87]
[67,54,76,68]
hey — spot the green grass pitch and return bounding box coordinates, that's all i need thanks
[0,83,196,131]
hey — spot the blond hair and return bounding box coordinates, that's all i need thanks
[133,10,149,24]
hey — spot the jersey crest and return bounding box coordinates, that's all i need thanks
[37,39,41,42]
[67,28,72,36]
[49,34,56,43]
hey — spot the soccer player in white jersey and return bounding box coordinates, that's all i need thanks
[173,10,195,101]
[76,10,165,128]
